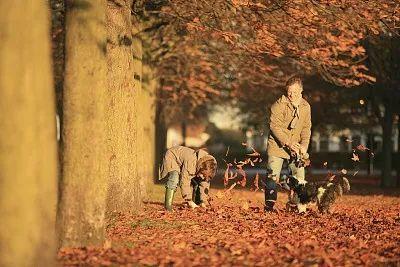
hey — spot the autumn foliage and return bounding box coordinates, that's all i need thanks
[47,1,400,266]
[142,0,400,119]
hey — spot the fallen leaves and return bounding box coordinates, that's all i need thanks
[241,200,249,210]
[58,190,400,266]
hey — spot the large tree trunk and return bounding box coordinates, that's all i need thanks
[0,1,57,266]
[381,101,395,187]
[105,0,144,213]
[58,0,108,247]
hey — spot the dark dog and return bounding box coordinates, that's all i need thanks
[282,175,350,213]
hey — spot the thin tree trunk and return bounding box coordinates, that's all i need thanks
[155,101,167,182]
[105,0,144,214]
[139,62,157,195]
[381,101,395,187]
[397,119,400,187]
[0,1,57,265]
[58,0,108,247]
[182,120,187,146]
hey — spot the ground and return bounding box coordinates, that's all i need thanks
[59,184,400,266]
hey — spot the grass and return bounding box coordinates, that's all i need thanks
[145,183,185,203]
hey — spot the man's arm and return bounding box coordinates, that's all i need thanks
[300,104,312,152]
[269,102,290,146]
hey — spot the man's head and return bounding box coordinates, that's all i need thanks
[196,156,217,181]
[285,76,303,105]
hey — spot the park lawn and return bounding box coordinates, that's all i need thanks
[59,184,400,266]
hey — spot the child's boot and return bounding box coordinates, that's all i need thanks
[164,188,175,211]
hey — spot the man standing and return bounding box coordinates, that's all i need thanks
[265,76,312,211]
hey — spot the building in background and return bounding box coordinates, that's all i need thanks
[166,123,210,148]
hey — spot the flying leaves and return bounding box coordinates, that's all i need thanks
[351,153,360,162]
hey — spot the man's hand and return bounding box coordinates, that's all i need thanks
[288,142,301,153]
[300,145,307,155]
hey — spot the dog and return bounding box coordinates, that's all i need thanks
[281,175,351,213]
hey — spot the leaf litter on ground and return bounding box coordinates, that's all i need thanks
[59,189,400,266]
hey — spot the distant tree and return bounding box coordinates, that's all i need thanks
[58,0,108,247]
[105,0,146,214]
[365,34,400,187]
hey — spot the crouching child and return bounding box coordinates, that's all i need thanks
[159,146,217,211]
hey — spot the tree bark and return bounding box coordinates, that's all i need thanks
[58,0,108,247]
[138,61,157,195]
[155,101,168,182]
[105,0,144,213]
[182,120,187,146]
[0,1,57,265]
[397,118,400,187]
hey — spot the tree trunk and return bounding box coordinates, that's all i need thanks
[397,119,400,187]
[381,101,395,187]
[105,0,144,213]
[155,101,167,182]
[138,62,157,195]
[50,0,66,138]
[58,0,108,247]
[0,1,57,266]
[182,120,187,146]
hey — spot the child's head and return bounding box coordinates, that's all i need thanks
[196,156,217,182]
